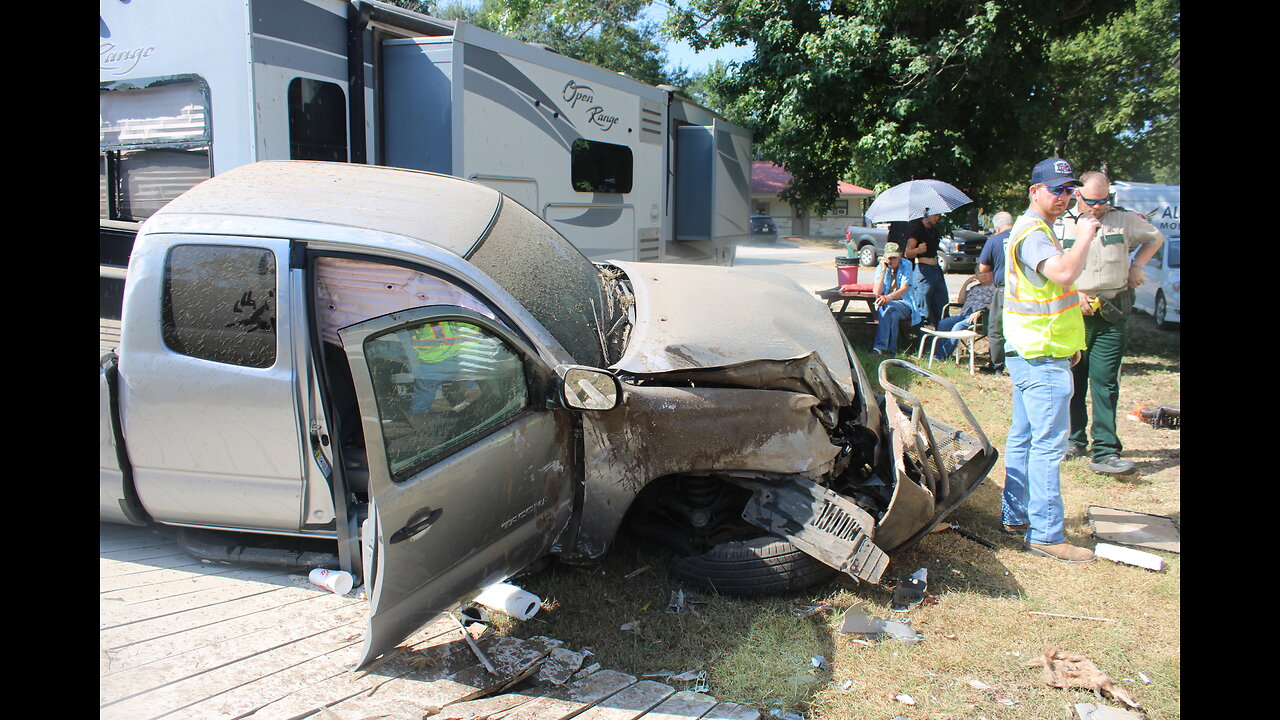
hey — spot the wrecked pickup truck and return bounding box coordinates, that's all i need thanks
[100,161,996,670]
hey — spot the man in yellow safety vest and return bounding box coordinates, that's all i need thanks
[999,158,1101,564]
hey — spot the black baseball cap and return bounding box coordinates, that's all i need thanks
[1030,158,1081,187]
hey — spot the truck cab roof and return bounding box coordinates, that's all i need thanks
[144,161,502,259]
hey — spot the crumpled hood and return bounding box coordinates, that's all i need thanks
[606,260,856,408]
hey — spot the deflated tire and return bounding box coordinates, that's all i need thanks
[669,536,836,596]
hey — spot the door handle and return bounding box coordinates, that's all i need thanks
[390,507,442,544]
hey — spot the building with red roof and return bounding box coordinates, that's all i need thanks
[751,161,875,237]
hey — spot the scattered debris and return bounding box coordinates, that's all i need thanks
[1126,404,1179,429]
[620,620,639,631]
[670,670,701,682]
[996,698,1018,706]
[810,655,825,669]
[949,523,998,549]
[693,670,710,693]
[536,647,586,686]
[968,679,992,690]
[837,603,923,645]
[1027,611,1115,623]
[895,693,915,705]
[767,710,804,720]
[1076,703,1146,720]
[1024,647,1142,710]
[666,588,687,614]
[1138,672,1152,684]
[793,603,836,617]
[623,565,652,580]
[840,679,853,691]
[1087,505,1180,553]
[1095,543,1165,571]
[890,568,928,612]
[449,611,498,676]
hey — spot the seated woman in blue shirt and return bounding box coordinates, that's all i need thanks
[932,269,996,359]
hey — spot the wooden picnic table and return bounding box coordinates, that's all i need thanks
[815,287,878,325]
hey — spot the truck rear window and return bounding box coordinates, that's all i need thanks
[162,245,277,368]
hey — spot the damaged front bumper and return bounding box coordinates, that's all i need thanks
[737,359,998,584]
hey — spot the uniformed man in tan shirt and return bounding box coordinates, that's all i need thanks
[1054,171,1164,476]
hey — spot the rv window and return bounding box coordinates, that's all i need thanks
[100,77,212,221]
[571,139,633,194]
[162,245,277,369]
[289,78,348,162]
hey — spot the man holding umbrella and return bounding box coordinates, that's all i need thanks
[1000,158,1100,563]
[863,179,974,327]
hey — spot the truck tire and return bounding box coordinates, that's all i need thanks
[669,536,836,596]
[858,244,877,267]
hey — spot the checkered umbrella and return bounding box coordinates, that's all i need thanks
[863,179,973,224]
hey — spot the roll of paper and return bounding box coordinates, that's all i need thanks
[473,582,542,620]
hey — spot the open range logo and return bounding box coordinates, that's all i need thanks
[563,80,620,131]
[101,42,156,75]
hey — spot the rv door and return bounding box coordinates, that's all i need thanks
[338,306,577,670]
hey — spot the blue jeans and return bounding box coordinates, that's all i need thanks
[916,263,948,326]
[872,301,912,353]
[1002,354,1074,545]
[931,314,973,360]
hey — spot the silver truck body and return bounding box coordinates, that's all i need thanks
[100,161,997,670]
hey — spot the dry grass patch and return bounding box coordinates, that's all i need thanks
[493,311,1178,719]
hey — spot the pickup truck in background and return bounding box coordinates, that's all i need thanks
[100,161,997,672]
[845,222,988,273]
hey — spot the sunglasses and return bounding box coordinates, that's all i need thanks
[1079,196,1110,206]
[1042,185,1076,196]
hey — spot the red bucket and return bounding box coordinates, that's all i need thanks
[835,257,860,286]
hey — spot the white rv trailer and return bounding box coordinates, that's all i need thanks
[99,0,752,265]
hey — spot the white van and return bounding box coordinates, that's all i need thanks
[1111,182,1179,237]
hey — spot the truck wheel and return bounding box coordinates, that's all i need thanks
[938,255,950,273]
[669,536,836,596]
[858,244,877,267]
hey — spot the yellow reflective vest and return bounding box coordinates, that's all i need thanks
[409,322,479,364]
[1002,215,1085,359]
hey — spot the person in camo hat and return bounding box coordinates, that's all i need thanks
[869,241,922,355]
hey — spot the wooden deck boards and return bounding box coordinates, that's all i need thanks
[100,523,760,720]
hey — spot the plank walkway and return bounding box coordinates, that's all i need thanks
[100,523,760,720]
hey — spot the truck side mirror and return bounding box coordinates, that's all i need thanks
[556,365,620,411]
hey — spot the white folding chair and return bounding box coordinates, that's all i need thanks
[916,327,980,374]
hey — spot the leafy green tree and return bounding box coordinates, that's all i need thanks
[665,0,1178,220]
[395,0,688,88]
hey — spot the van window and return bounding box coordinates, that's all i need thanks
[571,139,632,194]
[162,245,277,368]
[289,78,348,162]
[100,76,211,221]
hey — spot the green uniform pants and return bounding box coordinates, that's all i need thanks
[1069,311,1128,460]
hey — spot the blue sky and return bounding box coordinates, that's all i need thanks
[640,1,755,75]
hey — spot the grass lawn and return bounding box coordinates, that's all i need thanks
[494,308,1179,720]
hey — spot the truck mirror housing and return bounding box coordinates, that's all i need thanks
[557,366,620,411]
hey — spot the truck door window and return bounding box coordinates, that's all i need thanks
[288,78,348,162]
[100,76,211,221]
[162,245,277,368]
[362,321,530,481]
